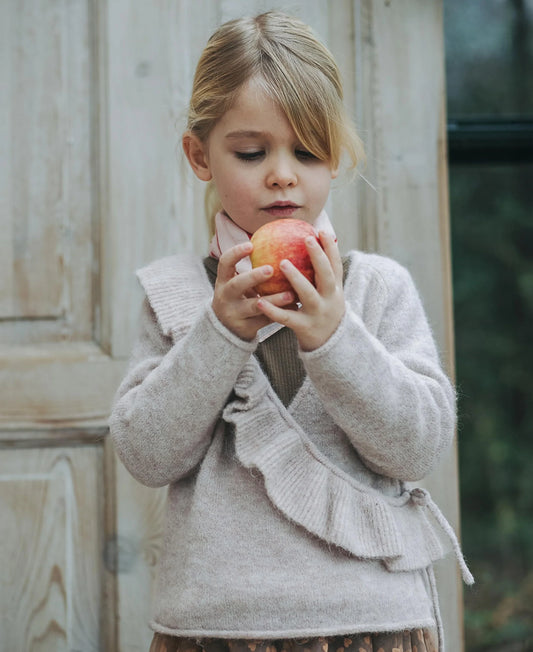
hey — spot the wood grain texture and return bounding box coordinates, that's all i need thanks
[0,446,103,652]
[0,343,126,428]
[114,465,167,651]
[0,0,93,339]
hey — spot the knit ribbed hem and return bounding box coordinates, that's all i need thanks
[148,619,438,640]
[205,302,259,352]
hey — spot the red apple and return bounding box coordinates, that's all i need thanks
[250,218,320,296]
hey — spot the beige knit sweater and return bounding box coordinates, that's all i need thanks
[109,249,471,646]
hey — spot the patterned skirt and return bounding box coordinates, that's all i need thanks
[149,631,439,652]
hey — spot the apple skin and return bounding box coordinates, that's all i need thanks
[250,218,320,296]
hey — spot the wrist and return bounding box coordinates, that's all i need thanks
[297,308,345,352]
[207,302,259,350]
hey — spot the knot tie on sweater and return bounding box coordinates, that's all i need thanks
[409,487,429,507]
[409,487,474,586]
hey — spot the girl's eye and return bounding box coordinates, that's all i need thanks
[235,151,264,161]
[295,149,318,161]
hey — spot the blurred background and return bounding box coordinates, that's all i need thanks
[444,0,533,650]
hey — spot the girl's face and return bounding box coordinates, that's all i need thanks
[185,78,337,234]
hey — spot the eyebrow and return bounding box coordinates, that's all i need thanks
[225,130,269,140]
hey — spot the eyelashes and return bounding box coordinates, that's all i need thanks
[234,150,318,162]
[235,151,263,161]
[295,150,319,161]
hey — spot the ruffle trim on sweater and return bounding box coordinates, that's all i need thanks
[224,357,474,584]
[136,254,213,341]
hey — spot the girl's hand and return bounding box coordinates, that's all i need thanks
[212,241,295,341]
[255,232,345,351]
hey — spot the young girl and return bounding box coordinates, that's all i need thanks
[109,11,473,652]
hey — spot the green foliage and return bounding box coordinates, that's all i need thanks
[450,165,533,651]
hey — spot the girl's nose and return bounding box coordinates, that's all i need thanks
[266,156,297,188]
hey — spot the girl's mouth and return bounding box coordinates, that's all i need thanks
[263,202,300,217]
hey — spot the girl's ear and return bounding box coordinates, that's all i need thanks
[183,132,212,181]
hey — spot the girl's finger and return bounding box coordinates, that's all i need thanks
[216,242,253,283]
[240,290,295,319]
[278,258,317,306]
[307,233,342,294]
[230,264,274,297]
[259,289,296,308]
[256,297,295,325]
[240,292,296,319]
[318,231,343,282]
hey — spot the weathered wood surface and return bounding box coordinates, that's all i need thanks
[0,446,102,651]
[1,1,463,650]
[0,343,125,429]
[1,0,93,337]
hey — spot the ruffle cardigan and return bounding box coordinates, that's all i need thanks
[109,249,472,647]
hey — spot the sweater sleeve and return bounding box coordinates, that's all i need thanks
[300,255,456,482]
[109,297,257,487]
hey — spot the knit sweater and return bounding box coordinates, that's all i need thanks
[109,249,468,644]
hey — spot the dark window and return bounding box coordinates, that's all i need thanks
[445,1,533,650]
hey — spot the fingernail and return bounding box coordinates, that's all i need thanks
[263,265,273,275]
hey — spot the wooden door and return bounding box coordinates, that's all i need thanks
[1,1,463,650]
[0,1,123,649]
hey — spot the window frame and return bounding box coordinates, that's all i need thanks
[447,118,533,165]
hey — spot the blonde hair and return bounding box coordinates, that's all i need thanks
[186,11,365,235]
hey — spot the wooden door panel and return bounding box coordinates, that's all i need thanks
[0,446,102,652]
[1,0,93,334]
[0,0,122,427]
[0,2,114,651]
[0,343,125,428]
[2,0,65,319]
